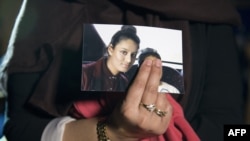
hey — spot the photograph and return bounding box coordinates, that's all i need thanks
[81,24,184,94]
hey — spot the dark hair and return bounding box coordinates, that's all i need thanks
[138,47,161,65]
[109,25,140,48]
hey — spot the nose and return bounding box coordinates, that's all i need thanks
[125,54,132,63]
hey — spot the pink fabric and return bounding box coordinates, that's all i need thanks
[73,94,200,141]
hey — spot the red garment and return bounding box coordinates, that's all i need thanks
[73,94,200,141]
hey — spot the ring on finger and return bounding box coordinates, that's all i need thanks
[154,108,167,117]
[140,103,156,112]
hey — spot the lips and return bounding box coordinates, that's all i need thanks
[122,64,130,69]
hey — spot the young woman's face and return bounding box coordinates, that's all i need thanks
[107,39,138,75]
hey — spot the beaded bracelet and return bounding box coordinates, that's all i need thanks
[97,119,111,141]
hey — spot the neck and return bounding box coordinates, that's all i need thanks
[106,58,119,75]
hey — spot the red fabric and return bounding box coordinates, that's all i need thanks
[73,94,200,141]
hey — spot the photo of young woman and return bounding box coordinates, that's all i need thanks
[81,25,140,91]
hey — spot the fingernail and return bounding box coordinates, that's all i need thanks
[145,59,152,66]
[155,59,162,67]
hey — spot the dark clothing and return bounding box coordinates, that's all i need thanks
[3,0,244,141]
[81,57,128,91]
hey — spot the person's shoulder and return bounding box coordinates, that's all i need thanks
[82,61,97,75]
[82,61,96,68]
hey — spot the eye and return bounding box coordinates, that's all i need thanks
[120,50,128,56]
[131,52,137,58]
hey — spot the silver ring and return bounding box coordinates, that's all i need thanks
[154,108,167,117]
[140,103,156,112]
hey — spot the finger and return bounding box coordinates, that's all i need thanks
[125,59,153,106]
[150,94,172,134]
[140,59,162,105]
[138,94,172,135]
[154,93,172,119]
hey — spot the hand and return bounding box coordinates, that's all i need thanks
[107,59,173,140]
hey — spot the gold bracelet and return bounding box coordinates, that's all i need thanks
[97,119,111,141]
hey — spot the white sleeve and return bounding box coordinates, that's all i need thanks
[41,116,76,141]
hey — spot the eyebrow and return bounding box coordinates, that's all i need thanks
[120,48,138,53]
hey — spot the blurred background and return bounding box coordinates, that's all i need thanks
[0,0,250,140]
[232,0,250,124]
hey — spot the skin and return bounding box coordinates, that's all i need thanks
[107,39,138,75]
[143,55,159,63]
[63,58,173,141]
[141,55,162,78]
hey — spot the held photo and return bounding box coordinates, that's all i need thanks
[81,24,184,94]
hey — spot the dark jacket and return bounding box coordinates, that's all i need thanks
[81,57,128,91]
[3,0,244,141]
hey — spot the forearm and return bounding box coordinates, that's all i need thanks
[42,116,101,141]
[63,117,138,141]
[63,117,98,141]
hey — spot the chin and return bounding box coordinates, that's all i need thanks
[120,69,128,73]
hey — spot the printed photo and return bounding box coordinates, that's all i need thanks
[81,24,184,94]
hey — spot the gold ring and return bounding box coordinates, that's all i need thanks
[140,103,156,112]
[154,108,167,117]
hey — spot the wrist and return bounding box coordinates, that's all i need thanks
[96,119,111,141]
[97,118,138,141]
[107,119,139,141]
